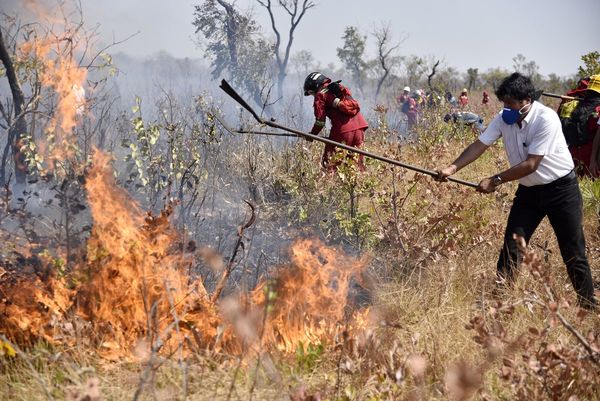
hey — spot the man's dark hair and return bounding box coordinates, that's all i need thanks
[495,72,536,101]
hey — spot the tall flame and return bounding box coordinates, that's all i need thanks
[78,151,219,359]
[18,27,87,167]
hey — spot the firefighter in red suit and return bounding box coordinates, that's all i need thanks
[303,72,369,172]
[558,76,600,177]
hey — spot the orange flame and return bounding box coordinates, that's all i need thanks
[2,0,371,360]
[250,239,368,352]
[0,273,72,345]
[77,151,219,359]
[23,0,65,25]
[19,28,86,168]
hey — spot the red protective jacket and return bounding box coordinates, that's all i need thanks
[310,83,368,136]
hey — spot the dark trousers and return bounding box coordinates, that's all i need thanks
[497,171,596,306]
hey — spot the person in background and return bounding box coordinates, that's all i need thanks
[397,86,411,106]
[414,89,426,109]
[482,90,490,106]
[427,89,443,108]
[459,88,469,108]
[445,90,458,108]
[559,74,600,177]
[406,90,423,131]
[435,72,596,309]
[303,71,368,172]
[397,86,414,130]
[444,111,485,133]
[589,118,600,177]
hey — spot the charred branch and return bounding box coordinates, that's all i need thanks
[211,200,256,303]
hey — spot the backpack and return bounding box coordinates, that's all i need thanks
[401,99,411,114]
[326,81,360,116]
[559,100,600,146]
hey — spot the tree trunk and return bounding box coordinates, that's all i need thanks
[277,68,286,101]
[375,69,389,100]
[0,28,27,185]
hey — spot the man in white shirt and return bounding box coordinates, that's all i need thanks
[436,72,596,309]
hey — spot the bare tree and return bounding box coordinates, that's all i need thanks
[372,23,405,100]
[256,0,316,100]
[426,59,440,91]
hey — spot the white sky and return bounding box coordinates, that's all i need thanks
[5,0,600,77]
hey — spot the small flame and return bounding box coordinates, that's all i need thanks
[250,238,368,352]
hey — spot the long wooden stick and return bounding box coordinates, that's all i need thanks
[541,92,584,101]
[219,79,478,188]
[213,112,298,137]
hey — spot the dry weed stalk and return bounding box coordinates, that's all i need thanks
[463,235,600,400]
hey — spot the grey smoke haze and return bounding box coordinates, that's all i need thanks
[3,0,599,77]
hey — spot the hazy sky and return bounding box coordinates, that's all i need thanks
[5,0,600,77]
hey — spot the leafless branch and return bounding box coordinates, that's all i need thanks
[84,30,140,70]
[373,23,405,99]
[256,0,316,98]
[427,60,441,91]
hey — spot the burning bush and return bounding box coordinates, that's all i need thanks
[0,152,370,361]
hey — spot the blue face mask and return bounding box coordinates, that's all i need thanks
[501,108,520,125]
[501,103,531,125]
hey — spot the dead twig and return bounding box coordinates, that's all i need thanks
[211,200,256,303]
[515,235,600,367]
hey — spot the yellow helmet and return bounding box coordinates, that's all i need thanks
[588,74,600,94]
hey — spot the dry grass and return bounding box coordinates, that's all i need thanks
[1,105,599,400]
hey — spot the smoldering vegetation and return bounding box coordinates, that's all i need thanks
[0,4,599,401]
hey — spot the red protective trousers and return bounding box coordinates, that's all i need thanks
[322,128,366,172]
